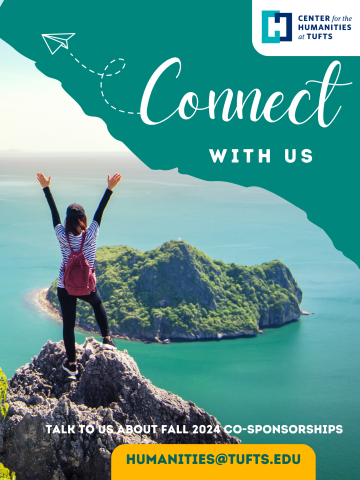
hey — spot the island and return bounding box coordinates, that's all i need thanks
[46,240,303,342]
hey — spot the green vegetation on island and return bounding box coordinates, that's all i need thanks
[47,240,302,341]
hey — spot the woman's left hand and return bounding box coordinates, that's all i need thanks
[107,173,122,191]
[37,172,51,188]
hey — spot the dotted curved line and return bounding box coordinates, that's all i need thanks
[70,53,103,76]
[100,59,140,115]
[69,53,140,115]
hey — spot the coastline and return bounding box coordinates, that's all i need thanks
[25,287,147,343]
[24,288,258,344]
[26,287,308,344]
[24,287,62,323]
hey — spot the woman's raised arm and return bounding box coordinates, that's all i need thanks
[37,172,61,228]
[93,173,122,226]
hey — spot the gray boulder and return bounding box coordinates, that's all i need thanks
[0,338,240,480]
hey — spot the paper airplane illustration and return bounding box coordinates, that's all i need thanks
[42,33,75,55]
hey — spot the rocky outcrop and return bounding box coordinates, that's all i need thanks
[0,339,239,480]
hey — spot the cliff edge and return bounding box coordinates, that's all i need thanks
[0,338,239,480]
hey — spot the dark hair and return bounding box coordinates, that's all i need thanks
[65,215,88,236]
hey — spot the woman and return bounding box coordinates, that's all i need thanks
[37,171,122,376]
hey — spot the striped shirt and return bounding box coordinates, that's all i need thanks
[43,186,113,290]
[55,220,99,288]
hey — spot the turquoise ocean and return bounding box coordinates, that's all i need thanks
[0,153,359,479]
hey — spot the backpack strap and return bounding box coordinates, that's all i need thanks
[65,232,74,253]
[79,230,87,252]
[63,230,89,274]
[65,230,87,253]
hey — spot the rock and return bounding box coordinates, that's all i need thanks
[0,338,240,480]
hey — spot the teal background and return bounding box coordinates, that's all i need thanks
[0,0,359,266]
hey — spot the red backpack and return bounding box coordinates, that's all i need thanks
[62,230,96,296]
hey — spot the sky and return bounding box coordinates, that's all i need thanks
[0,38,129,153]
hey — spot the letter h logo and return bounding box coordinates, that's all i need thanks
[262,11,292,43]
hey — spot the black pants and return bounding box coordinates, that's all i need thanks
[57,287,110,362]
